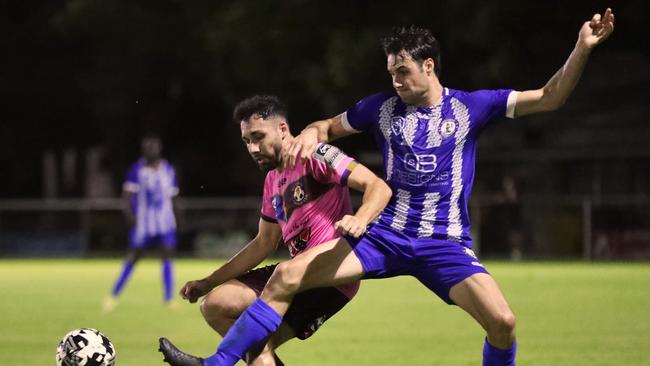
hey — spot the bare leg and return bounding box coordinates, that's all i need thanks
[260,238,364,316]
[449,273,516,349]
[201,280,295,365]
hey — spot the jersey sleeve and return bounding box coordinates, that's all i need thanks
[260,173,278,223]
[123,163,140,193]
[341,91,395,132]
[467,89,518,130]
[308,143,358,186]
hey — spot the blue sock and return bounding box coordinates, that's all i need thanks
[162,259,173,302]
[483,338,517,366]
[203,298,282,366]
[111,260,134,297]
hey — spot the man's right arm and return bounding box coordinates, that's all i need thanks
[285,114,356,167]
[180,218,282,303]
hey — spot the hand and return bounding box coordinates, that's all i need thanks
[282,127,319,168]
[579,8,614,49]
[179,278,214,303]
[335,215,368,238]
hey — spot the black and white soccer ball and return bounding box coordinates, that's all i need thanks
[55,328,116,366]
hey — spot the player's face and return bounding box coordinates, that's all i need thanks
[387,52,432,105]
[141,137,162,161]
[240,115,285,172]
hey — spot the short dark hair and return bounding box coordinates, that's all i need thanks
[382,26,441,77]
[233,95,288,123]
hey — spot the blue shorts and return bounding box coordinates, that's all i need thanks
[345,222,488,304]
[129,231,176,249]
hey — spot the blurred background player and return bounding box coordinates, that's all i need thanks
[158,95,391,365]
[104,135,181,311]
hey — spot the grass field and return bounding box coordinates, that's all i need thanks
[1,259,649,365]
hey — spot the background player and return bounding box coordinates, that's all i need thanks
[158,95,392,365]
[105,135,181,310]
[177,8,614,366]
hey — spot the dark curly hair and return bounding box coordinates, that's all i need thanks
[233,95,288,123]
[382,25,441,78]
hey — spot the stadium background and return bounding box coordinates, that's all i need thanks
[1,1,649,365]
[2,0,649,260]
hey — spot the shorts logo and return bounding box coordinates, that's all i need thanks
[440,119,458,138]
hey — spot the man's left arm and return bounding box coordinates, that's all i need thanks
[514,8,614,118]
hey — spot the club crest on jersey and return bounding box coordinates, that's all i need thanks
[439,119,458,138]
[291,182,308,205]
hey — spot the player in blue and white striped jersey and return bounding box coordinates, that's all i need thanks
[106,135,180,310]
[184,9,614,366]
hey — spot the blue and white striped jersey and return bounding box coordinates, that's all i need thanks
[123,159,179,241]
[342,87,517,246]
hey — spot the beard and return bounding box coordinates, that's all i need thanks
[253,145,282,172]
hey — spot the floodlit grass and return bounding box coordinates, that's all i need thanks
[1,259,649,365]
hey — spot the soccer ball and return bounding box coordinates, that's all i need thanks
[55,328,116,366]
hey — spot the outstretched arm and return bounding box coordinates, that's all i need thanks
[514,8,615,117]
[335,164,392,238]
[179,218,282,303]
[283,114,355,167]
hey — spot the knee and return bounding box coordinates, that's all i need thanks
[200,290,242,322]
[249,352,276,366]
[266,262,303,296]
[491,311,516,337]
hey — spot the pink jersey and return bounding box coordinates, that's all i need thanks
[261,143,360,298]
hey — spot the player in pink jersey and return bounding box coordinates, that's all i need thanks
[159,95,391,366]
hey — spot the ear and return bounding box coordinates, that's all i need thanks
[424,58,435,76]
[278,120,290,138]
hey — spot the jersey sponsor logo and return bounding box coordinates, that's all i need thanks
[286,227,310,257]
[439,119,458,138]
[404,153,437,173]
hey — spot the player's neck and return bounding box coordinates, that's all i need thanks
[277,135,295,170]
[417,81,444,108]
[145,158,161,168]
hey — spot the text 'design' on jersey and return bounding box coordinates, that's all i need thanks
[341,88,517,247]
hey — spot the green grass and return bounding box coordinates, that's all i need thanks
[1,260,649,365]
